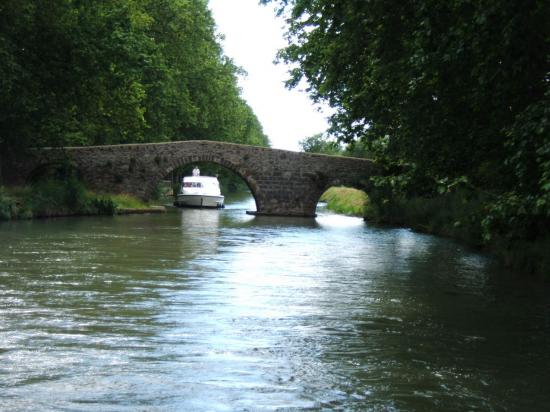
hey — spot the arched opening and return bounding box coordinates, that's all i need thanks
[161,160,259,213]
[26,160,82,184]
[315,180,369,218]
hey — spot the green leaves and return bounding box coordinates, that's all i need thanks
[299,133,342,155]
[0,0,269,158]
[266,0,547,179]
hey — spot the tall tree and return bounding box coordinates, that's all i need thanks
[299,133,341,155]
[262,0,548,189]
[0,0,268,163]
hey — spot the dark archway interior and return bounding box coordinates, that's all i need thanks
[163,161,258,211]
[26,161,81,184]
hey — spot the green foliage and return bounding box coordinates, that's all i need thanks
[299,133,342,155]
[91,197,117,216]
[109,193,149,209]
[481,193,550,243]
[299,132,373,158]
[264,0,547,186]
[1,177,117,219]
[0,0,269,161]
[27,179,71,217]
[365,186,488,244]
[343,140,372,158]
[320,186,369,216]
[26,177,105,217]
[499,89,550,217]
[264,0,547,181]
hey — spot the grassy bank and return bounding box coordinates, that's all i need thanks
[320,186,369,217]
[108,193,150,209]
[0,180,156,220]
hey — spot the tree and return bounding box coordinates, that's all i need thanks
[261,0,548,188]
[299,133,341,155]
[0,0,269,164]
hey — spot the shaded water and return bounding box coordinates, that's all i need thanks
[1,195,549,411]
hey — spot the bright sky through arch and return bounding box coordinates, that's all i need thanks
[208,0,331,152]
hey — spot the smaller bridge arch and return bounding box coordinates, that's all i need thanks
[3,140,378,217]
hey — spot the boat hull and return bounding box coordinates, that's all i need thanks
[174,194,224,208]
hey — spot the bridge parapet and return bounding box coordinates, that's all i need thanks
[3,140,377,217]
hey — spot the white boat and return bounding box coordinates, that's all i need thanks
[174,169,224,208]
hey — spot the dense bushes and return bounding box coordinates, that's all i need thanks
[0,0,269,160]
[364,182,550,276]
[365,187,487,242]
[0,179,117,220]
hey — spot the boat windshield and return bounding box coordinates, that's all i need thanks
[183,182,203,188]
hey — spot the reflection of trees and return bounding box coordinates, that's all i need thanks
[324,228,550,410]
[0,214,196,342]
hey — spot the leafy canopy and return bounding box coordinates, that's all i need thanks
[0,0,269,157]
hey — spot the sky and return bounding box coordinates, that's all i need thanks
[208,0,331,152]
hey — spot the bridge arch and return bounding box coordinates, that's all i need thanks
[24,161,71,184]
[311,174,370,214]
[302,172,370,215]
[159,154,262,211]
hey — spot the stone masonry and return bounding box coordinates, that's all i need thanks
[3,140,377,217]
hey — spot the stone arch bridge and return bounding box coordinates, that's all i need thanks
[3,140,377,217]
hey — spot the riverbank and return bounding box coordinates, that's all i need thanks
[364,189,550,278]
[0,182,165,220]
[321,185,548,277]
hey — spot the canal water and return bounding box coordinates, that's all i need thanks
[1,195,549,411]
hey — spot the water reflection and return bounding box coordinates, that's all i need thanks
[0,197,549,410]
[178,208,221,259]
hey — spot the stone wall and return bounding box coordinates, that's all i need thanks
[3,140,377,217]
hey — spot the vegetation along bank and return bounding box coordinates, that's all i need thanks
[0,179,158,220]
